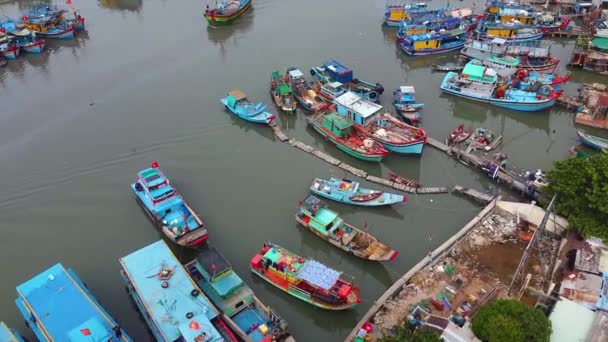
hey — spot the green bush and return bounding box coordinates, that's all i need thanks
[472,299,551,342]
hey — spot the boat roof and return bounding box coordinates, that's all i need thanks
[334,92,382,118]
[400,86,415,94]
[463,62,497,79]
[296,260,340,291]
[277,84,292,95]
[138,167,167,188]
[328,81,343,89]
[288,69,303,78]
[229,89,247,101]
[0,322,20,342]
[195,245,232,280]
[323,59,351,74]
[119,241,222,342]
[324,112,352,130]
[492,37,507,44]
[303,195,338,225]
[16,263,128,342]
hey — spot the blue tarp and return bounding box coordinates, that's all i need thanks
[597,272,608,311]
[297,260,340,290]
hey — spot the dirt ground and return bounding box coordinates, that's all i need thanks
[370,208,556,338]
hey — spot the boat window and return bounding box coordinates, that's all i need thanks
[235,300,245,309]
[144,174,162,183]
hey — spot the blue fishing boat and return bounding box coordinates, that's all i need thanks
[0,34,20,59]
[120,240,238,342]
[0,322,25,342]
[286,68,325,112]
[9,29,45,53]
[334,92,427,154]
[396,15,461,39]
[384,3,449,27]
[393,86,423,124]
[477,22,542,43]
[26,4,85,31]
[577,131,608,151]
[400,28,466,56]
[310,177,406,206]
[15,263,132,342]
[221,89,276,124]
[131,162,209,247]
[184,245,294,342]
[310,60,384,103]
[440,61,559,111]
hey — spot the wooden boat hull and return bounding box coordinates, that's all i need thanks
[577,131,608,151]
[295,215,398,261]
[400,41,464,56]
[132,189,208,247]
[310,186,405,206]
[204,0,252,27]
[220,97,276,124]
[389,172,420,188]
[250,268,358,310]
[38,27,75,39]
[270,92,297,113]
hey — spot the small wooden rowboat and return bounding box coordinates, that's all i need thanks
[388,172,421,189]
[577,131,608,151]
[432,63,464,72]
[448,124,473,144]
[296,195,399,261]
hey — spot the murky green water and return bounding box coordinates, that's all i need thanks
[0,0,605,340]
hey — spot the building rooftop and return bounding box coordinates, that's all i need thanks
[550,298,596,342]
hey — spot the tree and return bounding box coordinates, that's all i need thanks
[378,324,441,342]
[545,152,608,240]
[472,299,551,342]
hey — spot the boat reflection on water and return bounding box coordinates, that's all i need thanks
[206,8,254,63]
[98,0,143,13]
[381,25,398,44]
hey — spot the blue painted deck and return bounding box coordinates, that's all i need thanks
[0,322,25,342]
[310,178,406,206]
[15,263,131,342]
[120,240,223,342]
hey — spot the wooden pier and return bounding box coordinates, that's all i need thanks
[453,185,495,204]
[546,28,593,38]
[556,96,583,111]
[269,124,448,195]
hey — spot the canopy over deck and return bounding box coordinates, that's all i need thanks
[335,92,382,119]
[399,86,415,94]
[229,89,247,101]
[296,260,340,290]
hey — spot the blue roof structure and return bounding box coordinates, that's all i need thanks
[297,260,340,290]
[15,263,131,342]
[119,240,223,342]
[323,59,354,84]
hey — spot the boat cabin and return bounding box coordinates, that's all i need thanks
[287,68,305,82]
[396,86,416,103]
[120,241,225,342]
[298,195,349,236]
[321,112,358,138]
[461,62,498,83]
[225,89,249,107]
[320,81,346,98]
[321,60,355,84]
[334,91,382,126]
[403,28,466,51]
[186,245,253,314]
[136,168,176,206]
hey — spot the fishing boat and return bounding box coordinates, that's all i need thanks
[310,60,384,103]
[286,68,325,112]
[306,110,389,162]
[393,86,424,115]
[315,81,347,103]
[0,322,25,342]
[476,22,543,43]
[296,195,399,261]
[396,16,462,40]
[334,92,427,154]
[204,0,252,27]
[120,240,238,342]
[440,61,559,111]
[310,177,406,206]
[270,71,297,113]
[461,38,559,73]
[384,3,449,27]
[26,4,85,31]
[389,172,421,188]
[448,124,473,144]
[21,14,75,39]
[250,241,362,309]
[469,128,501,151]
[577,131,608,151]
[431,63,464,72]
[0,34,20,59]
[221,89,276,124]
[16,263,132,342]
[131,162,209,247]
[400,28,466,56]
[9,29,45,53]
[509,68,570,93]
[184,245,294,342]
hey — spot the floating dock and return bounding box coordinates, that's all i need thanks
[453,185,495,204]
[270,124,448,195]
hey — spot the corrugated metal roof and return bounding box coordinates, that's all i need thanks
[559,272,603,310]
[550,298,596,342]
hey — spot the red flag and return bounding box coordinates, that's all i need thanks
[81,328,91,336]
[151,161,159,168]
[298,200,303,206]
[211,263,216,270]
[66,0,71,4]
[189,321,200,330]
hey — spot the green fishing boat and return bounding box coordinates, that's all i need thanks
[306,111,389,162]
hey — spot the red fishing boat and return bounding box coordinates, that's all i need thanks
[448,124,473,144]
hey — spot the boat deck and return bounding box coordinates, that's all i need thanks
[16,263,130,341]
[120,241,222,342]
